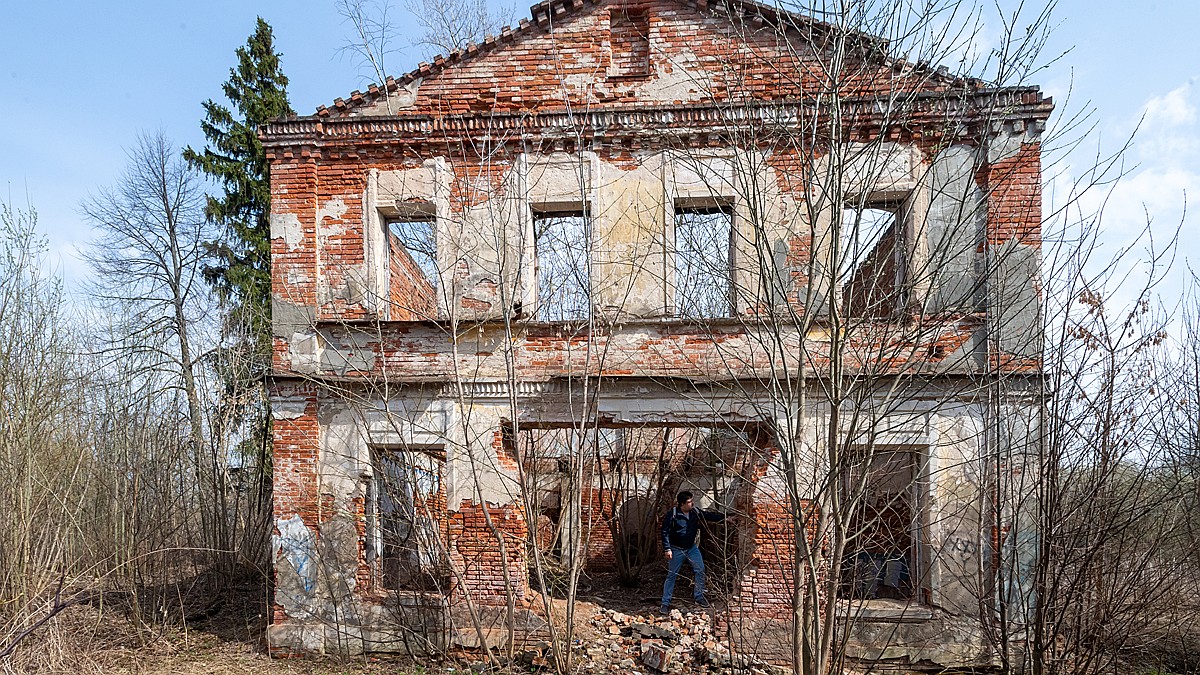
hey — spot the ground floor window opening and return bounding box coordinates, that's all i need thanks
[515,423,762,610]
[838,446,923,602]
[366,446,449,593]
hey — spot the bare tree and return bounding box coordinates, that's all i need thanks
[80,132,225,563]
[405,0,510,57]
[337,0,510,115]
[337,0,403,113]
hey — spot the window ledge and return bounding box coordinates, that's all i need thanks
[607,71,651,82]
[835,599,932,623]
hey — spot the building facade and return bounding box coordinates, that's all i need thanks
[264,0,1050,668]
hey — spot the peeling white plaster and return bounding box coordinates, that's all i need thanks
[395,77,422,109]
[286,267,311,285]
[270,397,308,421]
[289,332,320,374]
[318,197,349,225]
[273,515,316,593]
[632,47,707,103]
[988,121,1044,163]
[270,213,303,251]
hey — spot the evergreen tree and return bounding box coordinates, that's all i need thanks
[185,17,293,358]
[184,19,292,568]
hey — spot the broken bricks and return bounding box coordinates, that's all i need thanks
[576,606,734,673]
[640,639,672,671]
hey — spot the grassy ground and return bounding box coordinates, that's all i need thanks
[0,603,452,675]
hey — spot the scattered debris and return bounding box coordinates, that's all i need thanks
[548,606,738,673]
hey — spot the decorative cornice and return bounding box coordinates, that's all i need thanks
[263,91,1052,152]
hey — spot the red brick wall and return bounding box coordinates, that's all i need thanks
[448,501,530,606]
[723,437,821,618]
[387,233,438,320]
[270,160,317,371]
[267,132,1046,332]
[322,0,956,117]
[985,142,1042,248]
[265,0,1048,651]
[300,319,983,382]
[266,141,1037,338]
[271,383,320,526]
[580,485,619,571]
[269,382,319,625]
[984,140,1043,372]
[316,164,369,320]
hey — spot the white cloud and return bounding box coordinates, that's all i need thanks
[1131,80,1200,166]
[1141,81,1196,130]
[1044,81,1200,319]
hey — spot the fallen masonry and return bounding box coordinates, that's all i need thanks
[512,607,779,674]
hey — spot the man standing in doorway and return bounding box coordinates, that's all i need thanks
[660,490,729,613]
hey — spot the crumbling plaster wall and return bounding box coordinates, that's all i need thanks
[265,133,1042,665]
[268,126,1045,383]
[275,139,953,341]
[268,366,1027,667]
[719,396,1008,666]
[266,22,1048,657]
[268,382,531,654]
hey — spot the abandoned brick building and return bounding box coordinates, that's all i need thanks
[264,0,1050,668]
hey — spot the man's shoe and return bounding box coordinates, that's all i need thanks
[695,596,711,608]
[659,605,671,615]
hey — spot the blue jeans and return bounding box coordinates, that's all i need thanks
[661,544,705,606]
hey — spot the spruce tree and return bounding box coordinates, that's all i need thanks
[185,19,292,568]
[185,17,293,360]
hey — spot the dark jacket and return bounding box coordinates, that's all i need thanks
[661,505,726,551]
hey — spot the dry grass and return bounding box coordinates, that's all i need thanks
[0,601,444,675]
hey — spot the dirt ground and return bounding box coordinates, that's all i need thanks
[0,568,740,675]
[0,602,446,675]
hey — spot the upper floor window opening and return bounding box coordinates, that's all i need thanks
[534,209,591,321]
[388,216,438,288]
[674,202,734,319]
[386,209,439,319]
[840,205,906,318]
[609,7,651,78]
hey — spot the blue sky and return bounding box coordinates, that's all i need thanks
[2,1,1198,299]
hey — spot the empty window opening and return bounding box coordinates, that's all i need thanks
[388,215,438,318]
[389,217,438,288]
[840,206,905,318]
[517,424,754,595]
[367,447,447,591]
[674,204,734,318]
[609,8,650,77]
[840,448,920,601]
[534,211,591,321]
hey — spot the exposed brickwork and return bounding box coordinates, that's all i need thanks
[984,142,1043,247]
[270,383,320,526]
[448,501,530,606]
[318,0,964,118]
[299,319,985,382]
[388,232,437,320]
[269,382,319,627]
[580,485,620,570]
[270,160,318,371]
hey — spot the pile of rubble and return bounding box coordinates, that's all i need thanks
[559,607,780,674]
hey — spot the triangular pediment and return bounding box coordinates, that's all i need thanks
[317,0,961,118]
